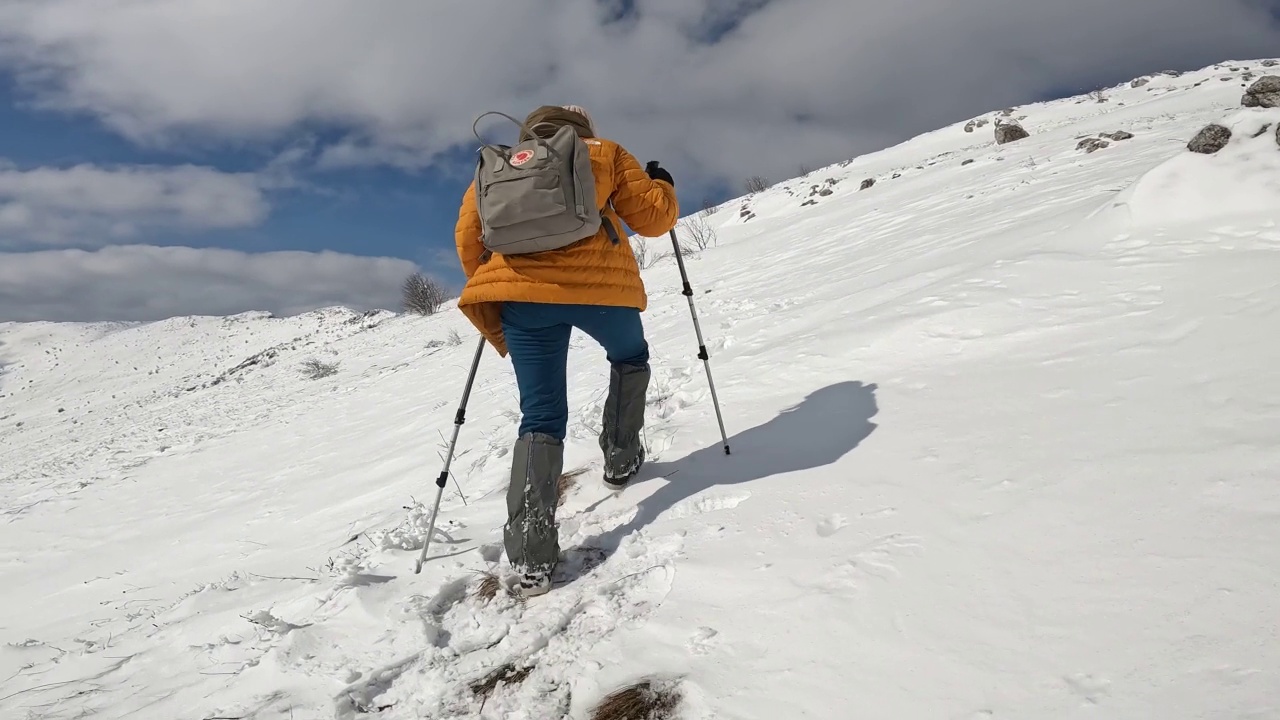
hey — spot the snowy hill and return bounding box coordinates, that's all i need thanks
[3,59,1280,719]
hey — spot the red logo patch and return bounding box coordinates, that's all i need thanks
[511,149,535,167]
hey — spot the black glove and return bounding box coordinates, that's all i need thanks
[645,160,674,187]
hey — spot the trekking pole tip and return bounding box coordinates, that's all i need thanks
[724,445,731,455]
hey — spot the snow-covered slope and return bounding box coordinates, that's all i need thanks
[3,59,1280,719]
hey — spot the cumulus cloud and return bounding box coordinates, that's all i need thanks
[0,244,424,322]
[0,161,270,248]
[1,0,1277,187]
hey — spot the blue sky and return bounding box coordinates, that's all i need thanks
[0,76,476,280]
[1,0,1278,323]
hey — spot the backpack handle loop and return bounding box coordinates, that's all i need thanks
[472,112,565,161]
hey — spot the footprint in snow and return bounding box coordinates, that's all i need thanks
[666,490,752,520]
[815,513,848,537]
[686,626,720,656]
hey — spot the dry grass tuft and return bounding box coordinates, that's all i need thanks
[589,680,681,720]
[469,661,534,702]
[471,570,505,602]
[556,466,589,508]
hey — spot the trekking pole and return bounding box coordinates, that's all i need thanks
[414,335,486,574]
[668,226,730,455]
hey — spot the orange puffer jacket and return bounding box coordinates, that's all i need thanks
[454,134,679,356]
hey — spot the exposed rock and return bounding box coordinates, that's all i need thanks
[1101,130,1134,141]
[964,120,976,133]
[1130,77,1150,88]
[994,121,1030,145]
[1187,124,1231,154]
[859,178,876,191]
[1250,123,1272,139]
[963,118,990,133]
[801,199,817,207]
[1241,76,1280,108]
[891,172,901,179]
[1000,108,1015,116]
[1276,122,1280,150]
[961,159,975,166]
[818,187,833,197]
[1263,60,1278,67]
[1077,138,1110,153]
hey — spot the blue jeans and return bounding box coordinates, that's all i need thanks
[501,302,650,440]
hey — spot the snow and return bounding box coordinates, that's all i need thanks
[1120,107,1280,228]
[3,59,1280,719]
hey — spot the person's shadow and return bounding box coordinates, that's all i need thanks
[570,380,879,570]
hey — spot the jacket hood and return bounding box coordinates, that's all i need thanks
[519,105,596,141]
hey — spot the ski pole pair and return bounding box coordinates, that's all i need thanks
[413,225,730,573]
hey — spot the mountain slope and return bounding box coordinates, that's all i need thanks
[2,59,1279,719]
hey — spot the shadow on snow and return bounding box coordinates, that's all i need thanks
[572,380,879,573]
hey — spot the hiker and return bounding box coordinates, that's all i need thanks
[453,104,679,596]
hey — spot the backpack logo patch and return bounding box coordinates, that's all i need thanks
[510,149,535,167]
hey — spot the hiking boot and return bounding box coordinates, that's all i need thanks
[516,569,553,598]
[603,444,645,491]
[600,362,649,486]
[504,432,563,584]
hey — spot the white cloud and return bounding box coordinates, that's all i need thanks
[0,245,423,322]
[1,0,1277,188]
[0,161,270,247]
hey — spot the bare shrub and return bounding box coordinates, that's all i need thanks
[471,570,504,601]
[679,215,717,251]
[402,272,449,316]
[447,328,463,346]
[470,662,534,708]
[744,175,768,194]
[697,198,720,220]
[630,236,666,269]
[301,358,339,379]
[590,680,681,720]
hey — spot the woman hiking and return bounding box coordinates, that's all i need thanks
[453,104,679,596]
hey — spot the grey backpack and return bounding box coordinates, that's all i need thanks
[470,111,619,256]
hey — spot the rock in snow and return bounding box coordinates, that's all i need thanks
[1077,137,1110,153]
[1101,130,1135,141]
[1187,124,1232,154]
[994,121,1030,144]
[1241,75,1280,108]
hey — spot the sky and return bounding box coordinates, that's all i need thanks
[0,0,1278,323]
